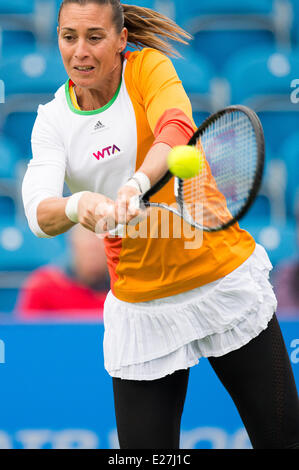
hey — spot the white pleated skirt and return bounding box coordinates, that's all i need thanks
[103,244,277,381]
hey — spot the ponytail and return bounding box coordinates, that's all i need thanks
[122,4,192,57]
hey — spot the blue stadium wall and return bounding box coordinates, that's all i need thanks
[0,320,298,449]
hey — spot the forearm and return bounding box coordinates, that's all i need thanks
[138,142,172,187]
[38,191,118,236]
[37,197,75,237]
[114,143,172,225]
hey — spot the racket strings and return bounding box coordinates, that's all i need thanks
[181,111,258,229]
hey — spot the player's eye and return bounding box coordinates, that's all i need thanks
[90,36,102,42]
[63,35,75,42]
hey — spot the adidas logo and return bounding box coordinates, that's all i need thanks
[94,120,105,131]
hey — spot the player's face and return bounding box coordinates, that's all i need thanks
[58,3,127,89]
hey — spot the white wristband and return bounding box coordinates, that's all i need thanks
[65,191,88,224]
[125,172,151,194]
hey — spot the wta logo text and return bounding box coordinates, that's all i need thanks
[92,145,121,161]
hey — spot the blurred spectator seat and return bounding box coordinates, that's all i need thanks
[259,110,299,158]
[240,220,297,267]
[0,221,66,272]
[3,112,39,159]
[240,194,272,226]
[171,46,218,121]
[174,0,290,73]
[0,220,66,313]
[154,0,175,19]
[0,48,67,96]
[0,0,35,14]
[0,136,21,221]
[0,135,31,202]
[280,133,299,218]
[289,0,299,45]
[0,136,20,179]
[0,28,37,59]
[262,158,288,224]
[0,195,17,221]
[240,151,287,227]
[224,47,299,154]
[175,0,274,18]
[225,47,299,102]
[172,46,214,95]
[0,0,56,45]
[191,30,276,75]
[0,48,68,155]
[0,182,18,222]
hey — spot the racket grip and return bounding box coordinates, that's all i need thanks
[108,195,142,236]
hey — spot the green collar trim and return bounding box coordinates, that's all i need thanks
[65,78,122,115]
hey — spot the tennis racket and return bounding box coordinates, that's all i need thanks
[111,104,264,234]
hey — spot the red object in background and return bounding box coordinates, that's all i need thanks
[16,266,107,320]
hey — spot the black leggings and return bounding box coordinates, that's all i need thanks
[112,315,299,449]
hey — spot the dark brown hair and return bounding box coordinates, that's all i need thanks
[58,0,191,56]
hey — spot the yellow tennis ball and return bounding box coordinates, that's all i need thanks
[168,145,204,179]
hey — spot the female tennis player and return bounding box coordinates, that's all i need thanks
[22,0,299,449]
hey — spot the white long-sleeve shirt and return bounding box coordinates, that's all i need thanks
[22,58,137,237]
